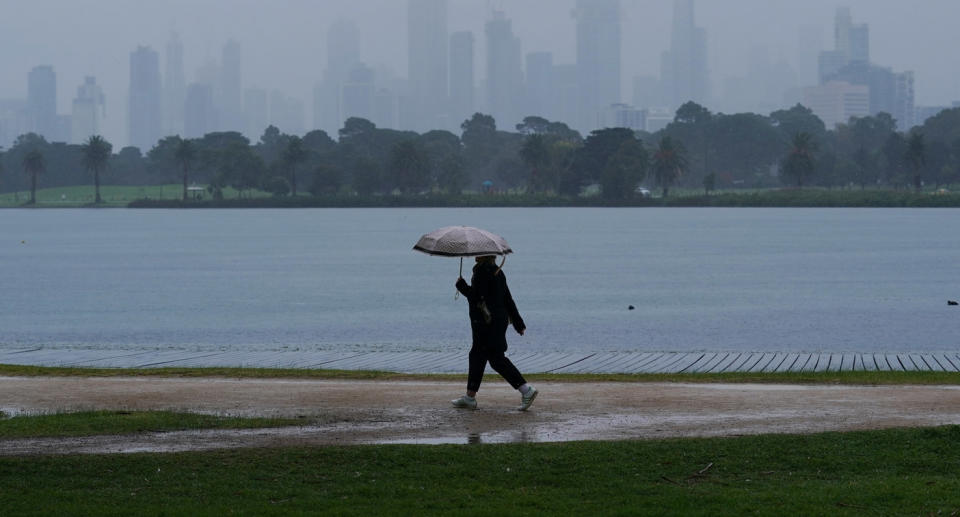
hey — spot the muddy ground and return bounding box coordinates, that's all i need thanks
[2,376,959,455]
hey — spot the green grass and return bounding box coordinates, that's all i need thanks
[0,184,270,208]
[1,426,959,515]
[2,363,959,385]
[0,410,306,439]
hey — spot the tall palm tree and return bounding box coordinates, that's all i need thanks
[905,132,926,192]
[80,135,112,204]
[174,137,196,200]
[22,149,45,205]
[652,136,687,197]
[282,136,307,196]
[780,132,817,188]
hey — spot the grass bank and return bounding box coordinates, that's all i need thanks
[0,410,306,439]
[2,426,959,515]
[2,363,959,385]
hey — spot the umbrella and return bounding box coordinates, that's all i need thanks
[413,225,512,278]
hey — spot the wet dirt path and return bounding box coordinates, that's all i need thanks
[2,376,959,455]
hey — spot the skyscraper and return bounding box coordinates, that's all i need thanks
[27,65,57,139]
[128,46,162,151]
[485,10,522,129]
[244,88,268,140]
[661,0,708,109]
[341,64,376,122]
[449,31,475,127]
[184,83,216,138]
[219,39,243,132]
[315,19,361,133]
[163,32,186,137]
[818,7,870,84]
[407,0,448,131]
[71,76,106,144]
[573,0,621,131]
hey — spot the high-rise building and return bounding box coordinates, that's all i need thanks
[128,46,162,151]
[632,75,662,110]
[893,71,915,130]
[573,0,621,132]
[449,31,475,127]
[525,51,555,121]
[407,0,448,131]
[27,65,57,139]
[661,0,708,109]
[818,7,870,84]
[485,10,523,129]
[270,90,304,135]
[373,88,397,129]
[163,32,186,137]
[71,77,106,144]
[244,88,268,140]
[341,64,376,122]
[802,80,870,128]
[184,83,217,138]
[316,19,361,133]
[0,100,29,148]
[219,39,244,132]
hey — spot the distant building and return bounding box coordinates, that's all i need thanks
[373,88,397,129]
[27,65,57,140]
[661,0,708,109]
[71,77,106,144]
[643,107,674,133]
[163,32,186,137]
[598,103,645,131]
[802,80,870,129]
[485,10,523,130]
[315,19,361,133]
[449,31,475,127]
[184,83,216,138]
[407,0,449,131]
[128,46,162,151]
[269,90,304,136]
[219,40,244,132]
[341,64,376,122]
[524,51,554,121]
[244,88,268,140]
[553,64,580,130]
[573,0,621,132]
[0,99,29,148]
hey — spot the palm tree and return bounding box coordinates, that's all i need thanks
[780,132,818,188]
[905,132,926,192]
[282,136,307,196]
[651,136,687,197]
[174,137,196,200]
[80,135,112,204]
[22,149,45,205]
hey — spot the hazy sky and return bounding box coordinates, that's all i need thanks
[2,0,958,147]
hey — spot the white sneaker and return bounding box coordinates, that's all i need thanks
[451,395,477,409]
[519,387,538,411]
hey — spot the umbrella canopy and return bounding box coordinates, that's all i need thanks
[413,226,513,257]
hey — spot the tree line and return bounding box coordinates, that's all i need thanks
[3,102,960,205]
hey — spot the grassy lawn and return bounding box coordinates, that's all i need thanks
[0,184,270,207]
[0,410,307,439]
[0,426,957,515]
[2,363,960,385]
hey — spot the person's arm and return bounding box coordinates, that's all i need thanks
[502,275,525,334]
[455,276,471,297]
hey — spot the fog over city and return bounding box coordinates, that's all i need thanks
[1,0,958,149]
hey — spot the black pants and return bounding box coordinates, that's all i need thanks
[467,344,526,392]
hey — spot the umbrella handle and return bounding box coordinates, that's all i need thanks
[496,255,505,275]
[455,257,463,300]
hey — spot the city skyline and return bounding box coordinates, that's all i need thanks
[1,0,958,149]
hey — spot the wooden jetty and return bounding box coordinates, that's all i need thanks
[2,348,959,374]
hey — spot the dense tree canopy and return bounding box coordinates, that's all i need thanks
[5,105,960,200]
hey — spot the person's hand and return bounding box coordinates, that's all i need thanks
[455,277,468,289]
[515,326,525,336]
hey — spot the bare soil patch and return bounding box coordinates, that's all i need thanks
[2,376,959,455]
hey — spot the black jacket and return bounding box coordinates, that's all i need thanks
[455,262,525,351]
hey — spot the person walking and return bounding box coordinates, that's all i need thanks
[451,255,538,411]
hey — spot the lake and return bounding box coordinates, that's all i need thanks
[1,207,958,354]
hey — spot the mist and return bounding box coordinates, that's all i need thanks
[1,0,957,148]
